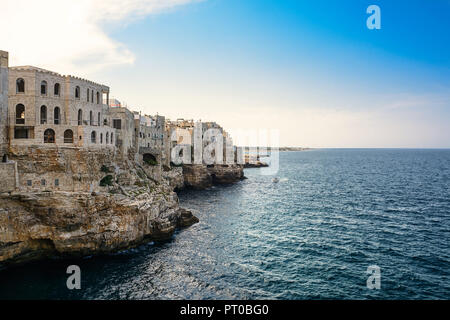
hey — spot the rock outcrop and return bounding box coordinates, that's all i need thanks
[243,161,268,168]
[182,164,245,189]
[0,147,247,268]
[162,167,184,191]
[0,147,198,269]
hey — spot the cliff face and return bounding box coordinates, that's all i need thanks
[0,148,198,269]
[0,147,246,268]
[162,167,185,191]
[183,164,245,189]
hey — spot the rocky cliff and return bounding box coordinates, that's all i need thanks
[182,164,245,189]
[0,147,198,269]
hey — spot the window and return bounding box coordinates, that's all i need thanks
[96,92,100,104]
[64,129,73,143]
[54,107,60,125]
[75,86,80,99]
[103,119,108,126]
[27,180,32,186]
[111,133,114,144]
[40,105,47,124]
[113,119,121,130]
[106,132,109,144]
[14,128,28,139]
[16,104,25,124]
[41,179,46,186]
[100,133,103,144]
[98,113,101,126]
[44,129,55,143]
[55,179,59,186]
[78,109,83,125]
[54,83,60,96]
[91,90,94,103]
[16,78,25,93]
[87,89,90,102]
[91,131,96,143]
[41,81,47,95]
[90,111,93,125]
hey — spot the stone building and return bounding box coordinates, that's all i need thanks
[110,105,136,156]
[8,66,115,150]
[0,51,8,156]
[0,50,119,192]
[0,49,240,194]
[0,51,20,193]
[132,112,169,177]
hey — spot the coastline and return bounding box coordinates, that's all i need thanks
[0,148,244,270]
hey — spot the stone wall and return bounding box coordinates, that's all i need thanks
[0,51,8,155]
[9,146,117,193]
[0,162,18,193]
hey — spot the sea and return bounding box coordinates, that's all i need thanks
[0,149,449,299]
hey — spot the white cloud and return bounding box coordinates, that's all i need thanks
[0,0,199,75]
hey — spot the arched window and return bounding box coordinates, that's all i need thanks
[111,132,114,144]
[106,132,109,144]
[16,78,25,93]
[98,112,101,126]
[87,88,90,102]
[40,105,47,124]
[41,81,47,95]
[75,86,80,99]
[78,109,83,125]
[90,111,93,125]
[16,104,25,124]
[91,90,94,103]
[54,107,60,125]
[100,133,103,144]
[54,83,60,96]
[64,129,73,143]
[91,131,97,143]
[44,129,55,143]
[96,92,100,104]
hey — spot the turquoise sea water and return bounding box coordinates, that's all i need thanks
[0,149,449,299]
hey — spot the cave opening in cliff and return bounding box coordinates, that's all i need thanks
[143,153,157,166]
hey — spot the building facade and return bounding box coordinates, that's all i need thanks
[0,49,237,193]
[7,66,115,150]
[0,51,8,156]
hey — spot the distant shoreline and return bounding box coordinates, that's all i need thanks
[278,147,313,152]
[242,147,313,152]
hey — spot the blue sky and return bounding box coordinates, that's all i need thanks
[3,0,449,147]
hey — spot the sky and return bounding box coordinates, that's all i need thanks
[1,0,449,147]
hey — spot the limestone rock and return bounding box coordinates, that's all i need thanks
[0,147,199,269]
[182,164,245,189]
